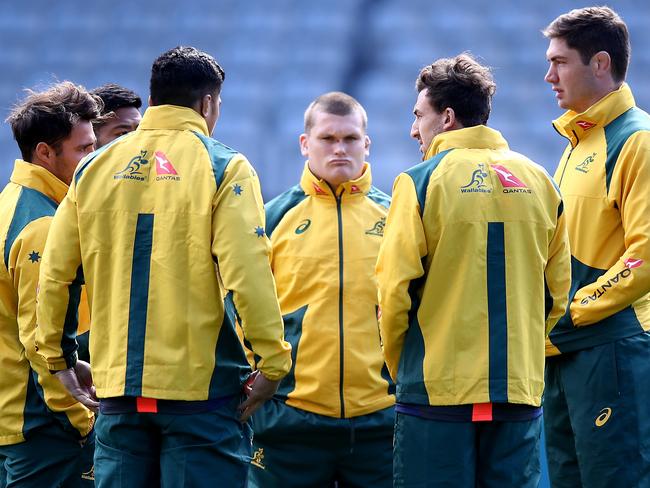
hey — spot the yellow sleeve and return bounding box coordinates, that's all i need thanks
[376,173,427,380]
[572,132,650,325]
[212,156,292,381]
[544,202,571,335]
[7,216,52,367]
[35,186,83,371]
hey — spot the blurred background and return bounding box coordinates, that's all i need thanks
[1,0,648,199]
[1,1,647,485]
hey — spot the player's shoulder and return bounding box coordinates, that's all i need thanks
[265,185,307,236]
[366,186,391,209]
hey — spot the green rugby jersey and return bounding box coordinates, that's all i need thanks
[377,125,571,408]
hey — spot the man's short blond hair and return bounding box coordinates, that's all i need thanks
[304,91,368,132]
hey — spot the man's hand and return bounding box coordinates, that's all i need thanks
[238,370,280,422]
[54,360,99,413]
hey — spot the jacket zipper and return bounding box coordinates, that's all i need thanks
[336,194,345,419]
[558,130,579,187]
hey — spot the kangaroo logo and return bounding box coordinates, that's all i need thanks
[460,164,491,194]
[365,217,386,237]
[114,150,149,181]
[251,448,266,469]
[576,153,596,174]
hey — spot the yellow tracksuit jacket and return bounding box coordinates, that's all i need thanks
[377,126,571,407]
[548,83,650,355]
[263,163,395,418]
[0,161,93,445]
[35,105,291,401]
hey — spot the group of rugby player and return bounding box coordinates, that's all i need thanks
[1,5,648,488]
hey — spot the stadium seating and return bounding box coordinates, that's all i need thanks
[1,0,648,199]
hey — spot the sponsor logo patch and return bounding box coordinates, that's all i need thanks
[576,120,596,130]
[595,407,612,427]
[295,219,311,234]
[492,164,532,193]
[580,268,632,304]
[154,151,180,181]
[624,258,644,269]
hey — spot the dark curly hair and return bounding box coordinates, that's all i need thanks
[91,83,142,116]
[150,46,225,107]
[416,53,496,127]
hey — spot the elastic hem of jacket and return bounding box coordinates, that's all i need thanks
[548,317,647,354]
[284,395,395,419]
[0,433,26,446]
[258,368,289,382]
[396,402,542,422]
[99,394,235,415]
[46,352,77,373]
[395,388,542,408]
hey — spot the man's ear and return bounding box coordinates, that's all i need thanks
[200,93,213,118]
[592,51,612,78]
[299,133,309,158]
[364,134,371,157]
[34,142,55,165]
[443,107,457,130]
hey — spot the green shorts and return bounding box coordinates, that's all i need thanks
[0,421,94,488]
[544,331,650,488]
[94,395,252,488]
[249,399,394,488]
[394,412,541,487]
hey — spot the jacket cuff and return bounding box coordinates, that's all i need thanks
[47,351,78,373]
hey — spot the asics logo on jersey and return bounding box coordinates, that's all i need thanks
[575,153,596,173]
[460,164,491,193]
[595,407,612,427]
[295,219,312,234]
[251,448,266,469]
[114,150,149,181]
[365,217,386,237]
